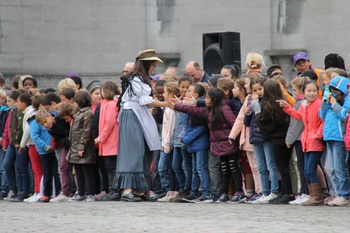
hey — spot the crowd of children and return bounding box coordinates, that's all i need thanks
[0,50,350,207]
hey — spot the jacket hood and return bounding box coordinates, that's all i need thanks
[330,76,349,96]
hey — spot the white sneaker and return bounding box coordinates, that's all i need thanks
[266,193,278,202]
[251,195,267,204]
[86,195,95,202]
[27,194,42,203]
[4,191,14,201]
[24,193,38,203]
[50,194,69,203]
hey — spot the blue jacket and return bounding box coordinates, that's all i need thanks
[29,117,54,155]
[244,97,268,144]
[229,97,243,117]
[180,113,209,153]
[319,76,350,141]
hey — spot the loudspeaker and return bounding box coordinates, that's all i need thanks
[203,32,241,76]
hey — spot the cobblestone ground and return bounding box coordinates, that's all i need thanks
[1,201,349,233]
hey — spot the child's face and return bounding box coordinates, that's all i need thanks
[23,79,35,90]
[251,83,264,97]
[154,86,164,101]
[292,85,303,98]
[324,77,331,86]
[205,94,213,107]
[179,81,191,98]
[60,95,74,104]
[304,83,318,103]
[6,96,16,108]
[221,68,233,80]
[163,87,172,101]
[244,78,251,94]
[62,115,73,123]
[232,85,243,98]
[186,86,198,98]
[41,115,55,129]
[17,99,26,111]
[91,88,101,105]
[0,96,6,106]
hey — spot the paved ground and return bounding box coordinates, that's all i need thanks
[0,201,349,233]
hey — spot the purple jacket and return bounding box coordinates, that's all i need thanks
[174,103,239,156]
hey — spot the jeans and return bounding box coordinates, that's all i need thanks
[17,147,30,195]
[294,140,308,194]
[105,155,117,190]
[320,150,336,196]
[3,145,18,194]
[304,151,323,184]
[40,152,61,197]
[326,141,350,199]
[152,150,162,193]
[192,150,210,196]
[159,151,177,192]
[0,147,9,194]
[253,140,279,195]
[172,147,192,192]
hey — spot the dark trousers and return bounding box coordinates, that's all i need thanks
[152,150,162,193]
[93,152,109,194]
[40,152,61,197]
[220,153,242,194]
[294,140,309,194]
[74,163,95,196]
[273,144,293,195]
[105,156,117,190]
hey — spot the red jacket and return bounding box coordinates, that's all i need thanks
[284,99,325,152]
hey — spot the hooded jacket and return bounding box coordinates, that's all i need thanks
[319,76,350,141]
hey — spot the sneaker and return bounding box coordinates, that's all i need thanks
[267,193,281,204]
[182,193,198,203]
[39,196,50,203]
[193,195,213,204]
[229,192,245,203]
[171,191,182,202]
[86,195,96,202]
[251,194,268,204]
[150,191,166,201]
[69,194,86,202]
[8,193,28,202]
[272,194,295,204]
[94,191,107,201]
[324,195,335,205]
[245,193,262,204]
[50,194,69,203]
[289,194,310,205]
[24,193,38,203]
[157,191,174,202]
[332,197,349,207]
[0,192,8,200]
[4,191,14,201]
[217,193,229,203]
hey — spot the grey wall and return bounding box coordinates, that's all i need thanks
[0,0,349,88]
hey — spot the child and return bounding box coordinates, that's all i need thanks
[67,91,96,202]
[94,81,120,200]
[42,93,62,115]
[171,77,193,199]
[60,88,75,104]
[277,80,325,206]
[21,76,38,91]
[284,77,310,205]
[174,83,210,203]
[244,77,280,204]
[0,89,9,199]
[32,107,61,202]
[38,103,71,203]
[20,94,44,203]
[251,79,294,204]
[229,75,262,203]
[2,90,20,200]
[157,82,181,202]
[320,75,350,206]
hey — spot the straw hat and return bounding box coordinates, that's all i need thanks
[136,49,163,63]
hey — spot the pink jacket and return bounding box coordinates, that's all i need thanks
[98,99,119,156]
[228,95,254,152]
[283,99,325,152]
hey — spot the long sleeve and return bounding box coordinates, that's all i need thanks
[77,111,94,152]
[162,108,176,153]
[98,102,118,143]
[229,97,248,140]
[174,103,206,119]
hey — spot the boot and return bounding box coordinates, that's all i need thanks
[302,183,323,206]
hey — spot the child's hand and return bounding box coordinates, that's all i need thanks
[151,107,159,116]
[94,138,101,144]
[161,146,164,152]
[330,96,337,105]
[166,100,175,110]
[3,146,7,152]
[228,137,235,144]
[78,151,84,157]
[285,141,291,148]
[45,146,52,151]
[252,94,259,101]
[244,106,251,115]
[18,147,25,154]
[183,96,197,106]
[15,144,20,148]
[276,99,289,108]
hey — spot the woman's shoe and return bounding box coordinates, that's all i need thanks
[121,192,142,202]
